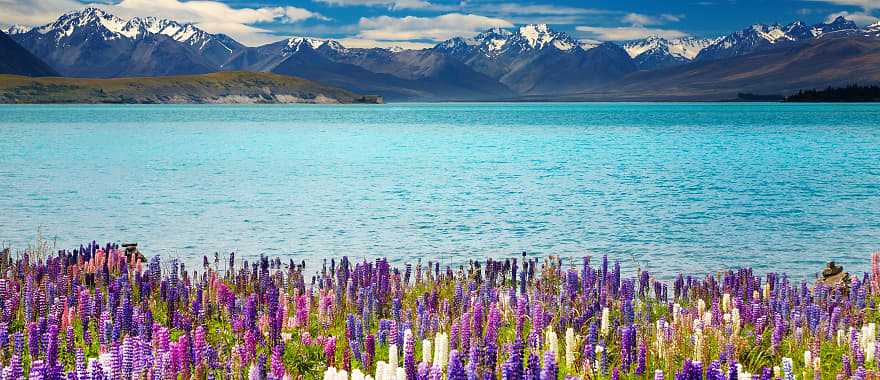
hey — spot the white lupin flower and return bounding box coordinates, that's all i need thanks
[594,345,604,370]
[433,332,449,369]
[384,361,396,380]
[655,320,666,359]
[395,368,406,380]
[422,339,432,364]
[389,344,398,369]
[762,283,770,300]
[737,363,752,380]
[336,370,349,380]
[565,327,576,366]
[323,367,338,380]
[697,299,706,316]
[672,303,681,324]
[860,323,877,362]
[352,369,365,380]
[731,308,741,335]
[837,329,845,345]
[545,328,559,359]
[600,307,610,335]
[722,293,731,312]
[693,324,703,360]
[803,351,812,368]
[375,361,388,380]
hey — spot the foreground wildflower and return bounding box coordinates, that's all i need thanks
[0,244,878,379]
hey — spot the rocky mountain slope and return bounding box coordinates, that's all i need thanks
[0,30,58,77]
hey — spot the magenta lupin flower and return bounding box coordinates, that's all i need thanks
[271,344,285,379]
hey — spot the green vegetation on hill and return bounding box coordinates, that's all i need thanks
[0,71,383,104]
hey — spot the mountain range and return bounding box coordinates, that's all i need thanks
[3,7,880,101]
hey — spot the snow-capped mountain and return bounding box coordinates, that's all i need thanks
[5,7,880,100]
[695,17,858,61]
[8,8,243,76]
[623,36,718,69]
[436,24,580,60]
[428,24,636,93]
[622,17,860,68]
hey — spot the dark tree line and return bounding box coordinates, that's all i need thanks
[785,84,880,102]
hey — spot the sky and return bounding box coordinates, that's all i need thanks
[1,0,879,47]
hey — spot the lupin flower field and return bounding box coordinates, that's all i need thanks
[2,243,880,380]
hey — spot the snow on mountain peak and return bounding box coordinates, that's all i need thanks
[1,25,32,35]
[38,7,130,39]
[517,24,563,49]
[27,7,225,46]
[624,36,717,60]
[285,37,328,51]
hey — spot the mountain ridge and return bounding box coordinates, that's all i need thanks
[5,8,880,101]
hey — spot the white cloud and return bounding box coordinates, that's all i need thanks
[0,0,327,46]
[622,12,681,26]
[357,13,512,42]
[103,0,328,45]
[490,4,608,16]
[808,0,880,10]
[337,38,434,49]
[575,25,688,41]
[464,3,611,25]
[313,0,435,10]
[825,10,879,24]
[0,0,84,25]
[575,11,686,41]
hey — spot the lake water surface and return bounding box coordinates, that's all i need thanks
[1,103,879,277]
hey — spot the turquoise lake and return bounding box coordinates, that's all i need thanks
[1,103,878,277]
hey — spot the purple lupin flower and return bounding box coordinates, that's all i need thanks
[364,334,375,369]
[540,350,557,380]
[405,332,416,380]
[418,362,430,380]
[193,326,207,365]
[28,322,39,359]
[324,337,336,367]
[429,364,443,380]
[66,326,75,355]
[29,360,45,380]
[636,340,646,376]
[448,350,467,380]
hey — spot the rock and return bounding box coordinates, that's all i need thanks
[817,261,851,290]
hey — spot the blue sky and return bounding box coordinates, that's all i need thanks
[2,0,878,47]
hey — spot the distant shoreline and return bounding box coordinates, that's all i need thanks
[0,72,383,105]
